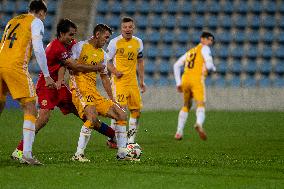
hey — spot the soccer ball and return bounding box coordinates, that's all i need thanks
[126,143,142,160]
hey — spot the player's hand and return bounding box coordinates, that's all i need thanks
[93,64,106,73]
[115,71,123,79]
[177,85,183,93]
[55,80,65,90]
[140,82,147,93]
[44,76,56,89]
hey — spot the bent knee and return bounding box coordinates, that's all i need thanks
[119,111,127,121]
[130,110,140,119]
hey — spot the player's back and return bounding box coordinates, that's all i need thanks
[0,14,36,70]
[108,35,143,86]
[183,43,207,80]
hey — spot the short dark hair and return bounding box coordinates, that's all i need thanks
[56,18,77,38]
[121,17,134,24]
[200,31,215,41]
[29,0,47,13]
[93,24,112,36]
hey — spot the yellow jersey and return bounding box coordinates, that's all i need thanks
[183,43,207,80]
[0,14,35,70]
[107,35,143,86]
[70,41,108,89]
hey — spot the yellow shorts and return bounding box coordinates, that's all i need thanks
[0,68,36,100]
[182,78,206,104]
[112,84,142,110]
[71,86,114,119]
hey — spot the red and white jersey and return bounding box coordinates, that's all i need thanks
[37,39,76,88]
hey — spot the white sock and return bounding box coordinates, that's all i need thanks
[108,119,116,141]
[115,125,127,148]
[128,117,137,143]
[177,110,188,135]
[196,107,205,127]
[76,126,92,155]
[23,120,35,158]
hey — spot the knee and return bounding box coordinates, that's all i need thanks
[119,111,127,121]
[130,110,140,119]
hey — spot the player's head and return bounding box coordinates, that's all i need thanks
[57,18,77,45]
[200,31,215,46]
[92,24,112,48]
[29,0,47,21]
[121,17,135,40]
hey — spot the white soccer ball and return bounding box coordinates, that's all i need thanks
[126,143,142,160]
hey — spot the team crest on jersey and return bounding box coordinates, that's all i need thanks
[41,100,47,106]
[82,55,88,61]
[61,52,69,60]
[116,48,124,54]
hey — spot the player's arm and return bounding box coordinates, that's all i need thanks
[137,39,146,93]
[56,66,66,89]
[137,57,146,93]
[106,39,123,78]
[63,58,105,73]
[201,45,216,72]
[100,73,115,101]
[107,60,123,79]
[31,18,56,88]
[173,53,186,93]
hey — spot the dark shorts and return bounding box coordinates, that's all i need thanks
[36,85,77,115]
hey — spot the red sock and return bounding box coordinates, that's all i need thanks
[17,139,24,151]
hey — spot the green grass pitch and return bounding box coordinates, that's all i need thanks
[0,109,283,188]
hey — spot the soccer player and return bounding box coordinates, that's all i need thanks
[107,17,146,145]
[11,19,116,163]
[69,23,133,160]
[173,31,216,141]
[0,0,56,165]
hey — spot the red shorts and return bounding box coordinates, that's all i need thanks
[36,85,77,115]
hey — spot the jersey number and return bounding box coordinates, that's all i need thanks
[117,94,124,102]
[2,23,20,48]
[187,52,196,69]
[86,95,94,102]
[128,52,134,60]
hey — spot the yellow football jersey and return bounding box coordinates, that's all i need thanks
[0,14,35,70]
[107,35,143,86]
[183,43,207,80]
[70,41,108,89]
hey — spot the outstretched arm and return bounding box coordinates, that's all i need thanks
[63,58,105,73]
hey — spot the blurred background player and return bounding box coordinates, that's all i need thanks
[68,24,133,161]
[107,17,146,146]
[0,0,56,165]
[11,19,116,163]
[173,31,216,141]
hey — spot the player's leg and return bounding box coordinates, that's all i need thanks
[19,98,42,164]
[105,103,130,160]
[59,86,116,146]
[13,86,56,159]
[175,83,192,140]
[13,109,51,157]
[5,69,42,165]
[127,110,140,144]
[107,85,128,148]
[72,105,98,162]
[127,86,143,144]
[192,81,207,140]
